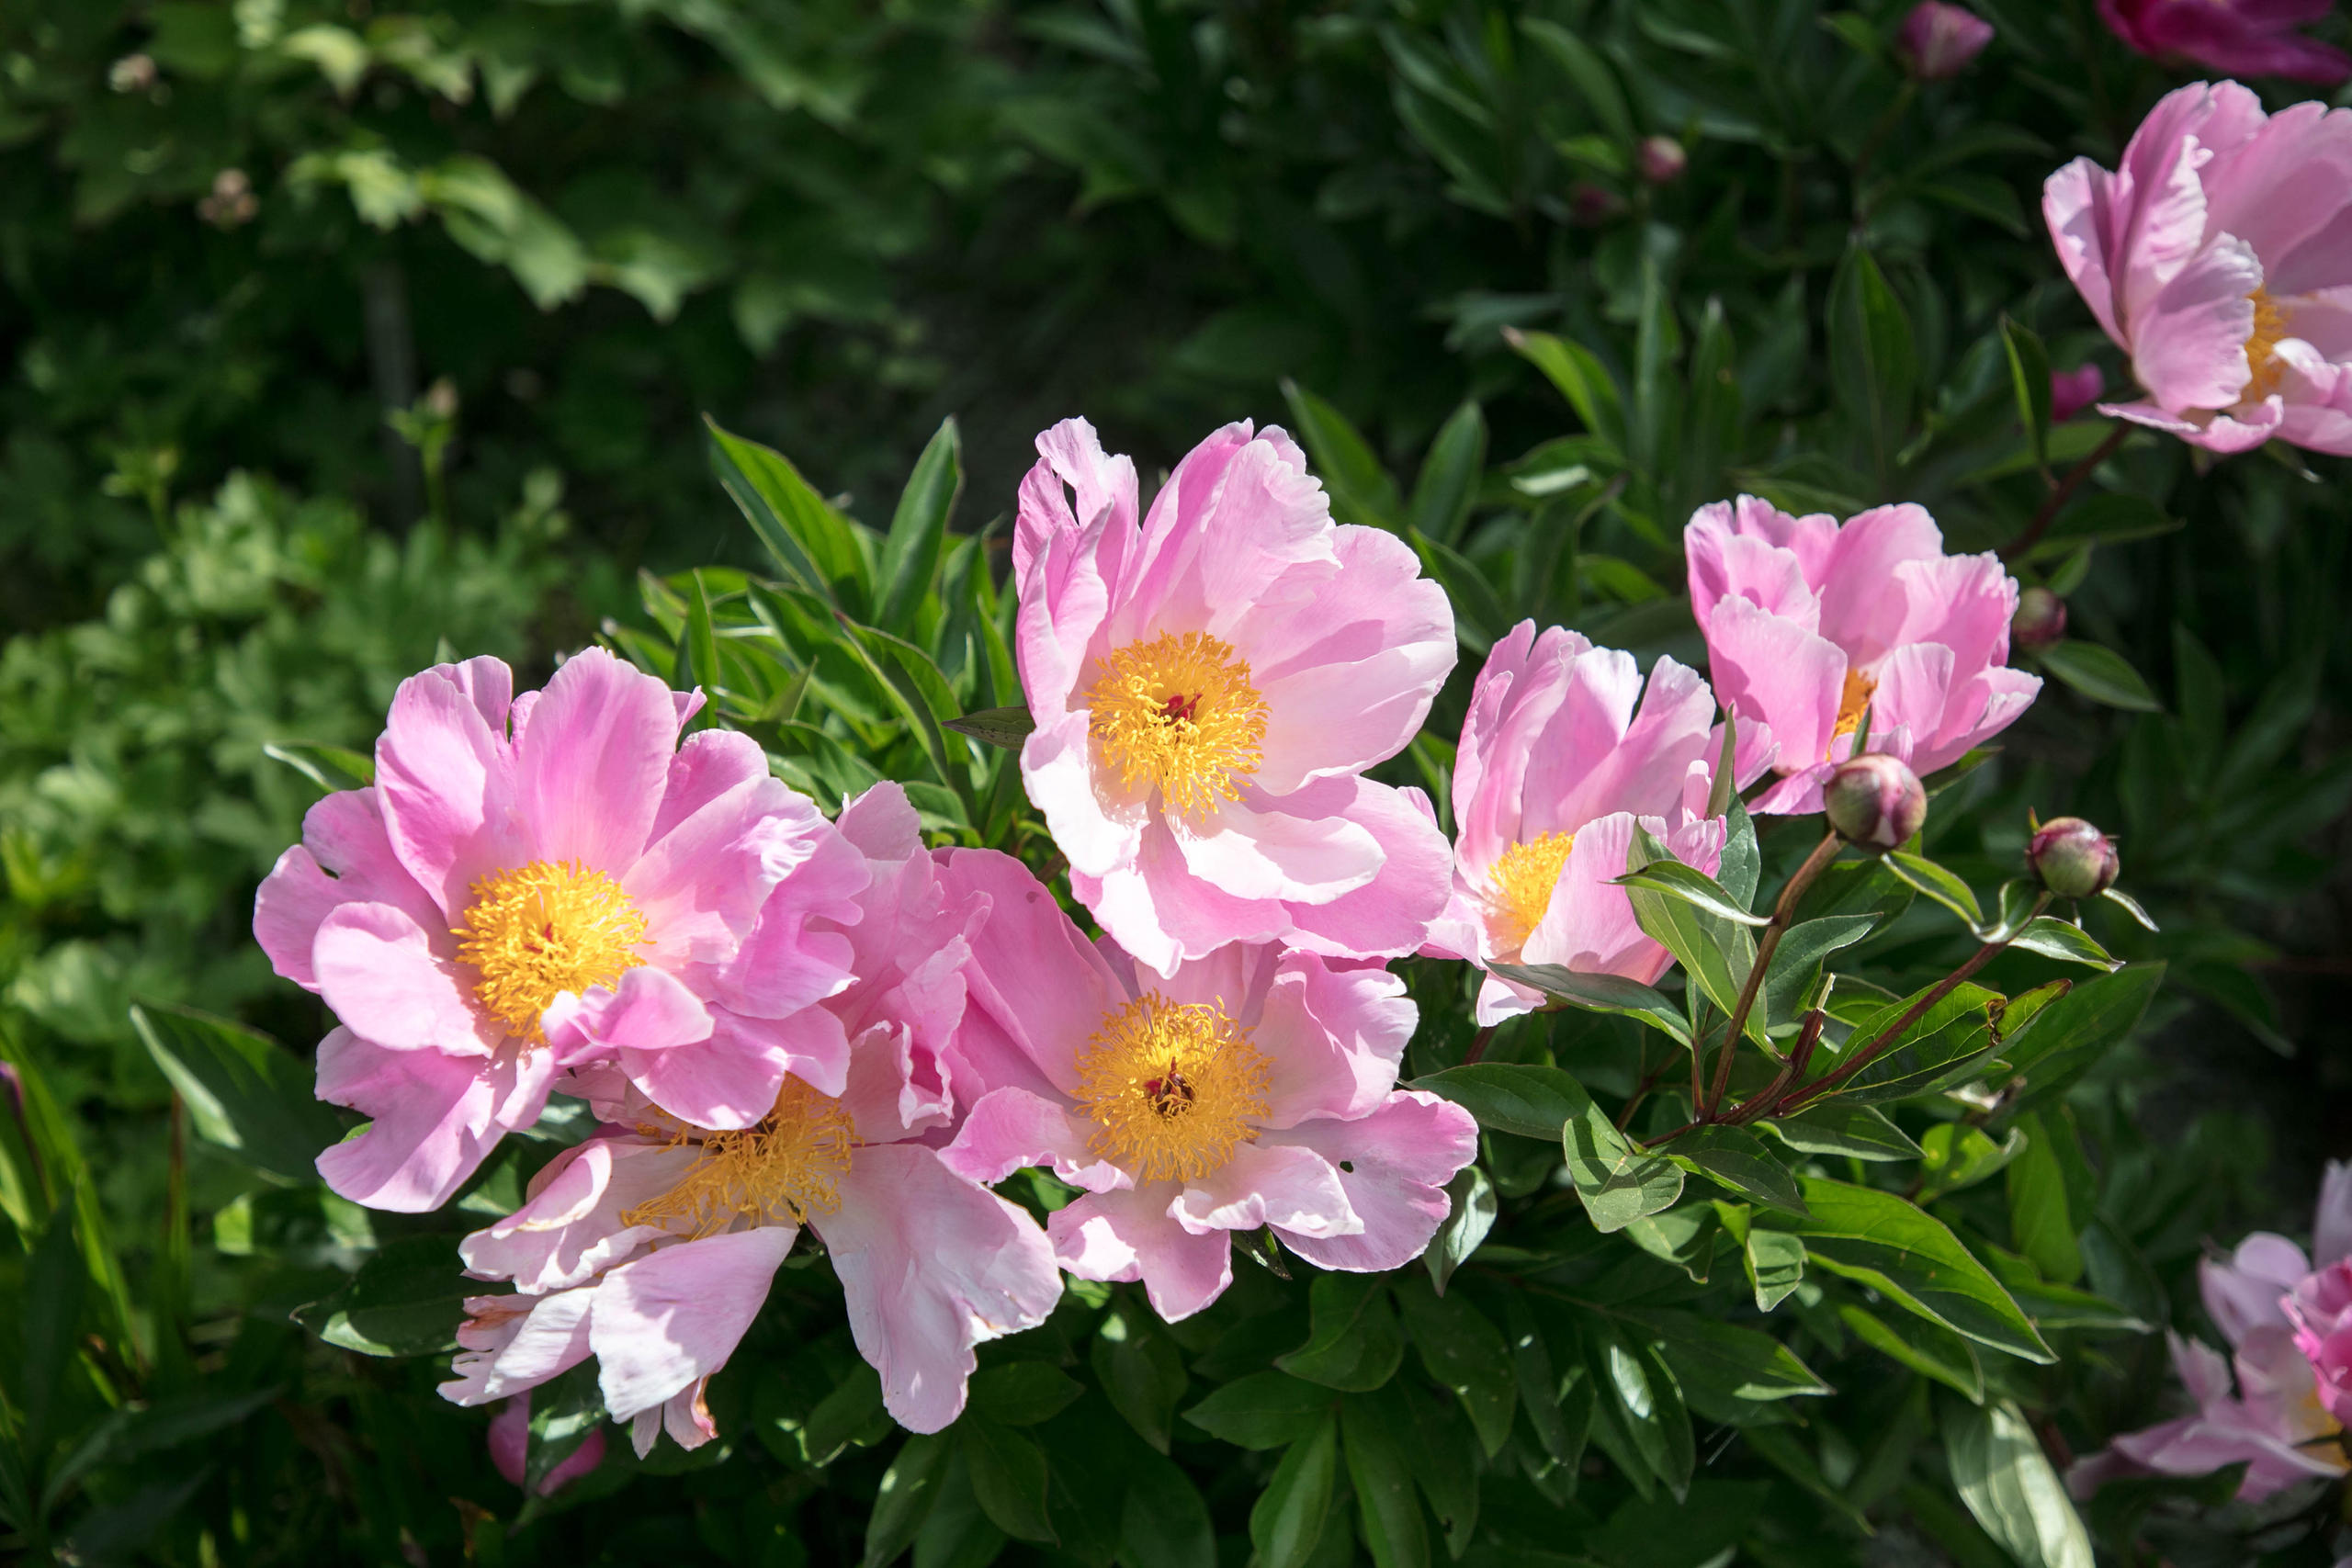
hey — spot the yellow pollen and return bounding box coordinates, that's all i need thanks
[1487,831,1577,954]
[1075,993,1269,1183]
[453,860,651,1041]
[1086,632,1270,820]
[2245,287,2290,401]
[1830,667,1876,755]
[620,1077,856,1237]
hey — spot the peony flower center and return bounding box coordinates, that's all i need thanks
[621,1077,856,1236]
[1075,993,1269,1183]
[1087,632,1270,820]
[1488,831,1577,954]
[454,860,651,1041]
[1830,667,1876,756]
[2245,288,2290,401]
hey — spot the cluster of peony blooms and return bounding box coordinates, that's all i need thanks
[2072,1164,2352,1503]
[254,413,2048,1462]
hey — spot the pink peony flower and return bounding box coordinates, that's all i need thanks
[1429,622,1728,1025]
[1684,497,2041,815]
[1012,418,1456,979]
[488,1393,606,1495]
[443,790,1061,1443]
[2071,1163,2352,1502]
[934,850,1478,1323]
[2044,82,2352,457]
[2051,363,2108,423]
[2098,0,2351,87]
[1894,2,1996,80]
[254,649,869,1211]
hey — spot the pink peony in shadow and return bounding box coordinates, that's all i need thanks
[2044,81,2352,457]
[1684,497,2040,815]
[254,649,868,1211]
[2098,0,2350,87]
[1011,417,1456,978]
[935,850,1478,1323]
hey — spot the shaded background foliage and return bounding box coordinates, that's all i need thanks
[2,0,2350,1563]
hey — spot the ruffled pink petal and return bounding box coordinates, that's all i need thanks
[635,1006,845,1130]
[511,648,681,874]
[1171,795,1385,906]
[836,1019,952,1146]
[2315,1161,2352,1267]
[1261,1091,1480,1272]
[254,789,442,993]
[1118,425,1340,646]
[630,1381,718,1457]
[706,825,865,1021]
[1814,503,1945,662]
[375,662,525,918]
[459,1137,696,1292]
[1529,654,1717,838]
[940,1087,1129,1190]
[544,965,714,1077]
[314,1028,552,1211]
[1278,780,1455,964]
[2133,236,2267,413]
[1171,1141,1359,1238]
[590,1226,797,1421]
[2045,159,2124,344]
[441,1289,595,1406]
[313,902,494,1055]
[815,1143,1065,1433]
[1014,416,1138,597]
[944,848,1130,1093]
[1520,813,1682,987]
[648,728,769,846]
[1018,709,1148,881]
[626,778,828,972]
[1686,530,1819,634]
[1702,595,1847,774]
[1451,621,1563,873]
[2200,1234,2309,1343]
[1254,957,1412,1129]
[1049,1185,1235,1322]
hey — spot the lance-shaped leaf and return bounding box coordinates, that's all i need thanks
[1488,964,1691,1044]
[945,705,1036,750]
[1942,1398,2094,1568]
[1760,1102,1923,1161]
[1616,859,1772,926]
[1885,852,1984,930]
[1657,1124,1807,1217]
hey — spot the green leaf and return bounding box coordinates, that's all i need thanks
[522,1360,606,1496]
[675,570,722,726]
[913,1449,1005,1568]
[1276,1274,1406,1392]
[1760,1102,1922,1161]
[1917,1123,2028,1202]
[1840,1303,1984,1402]
[1832,981,2005,1103]
[1562,1087,1686,1235]
[2007,1112,2085,1284]
[1506,328,1628,454]
[865,1432,953,1568]
[2030,493,2182,559]
[1487,964,1691,1044]
[2000,315,2052,474]
[1424,1166,1497,1296]
[291,1235,477,1357]
[1341,1395,1430,1568]
[131,1004,345,1184]
[1250,1416,1340,1568]
[261,740,376,792]
[20,1204,88,1464]
[800,1364,888,1468]
[1504,1295,1586,1469]
[944,705,1035,750]
[962,1416,1057,1544]
[1760,914,1879,1027]
[2007,918,2118,970]
[1744,1228,1806,1312]
[1942,1398,2094,1568]
[1616,859,1770,926]
[1585,1318,1694,1501]
[1769,1179,2052,1363]
[1091,1299,1187,1452]
[968,1363,1083,1427]
[1281,381,1400,530]
[1408,525,1508,652]
[1408,400,1487,546]
[1623,829,1760,1042]
[1999,964,2164,1112]
[1392,1275,1515,1457]
[1828,247,1918,481]
[1623,1205,1718,1282]
[706,416,870,614]
[1411,1063,1583,1141]
[1884,852,1984,929]
[2035,640,2163,712]
[1624,1308,1831,1402]
[1117,1449,1216,1568]
[877,417,962,633]
[1659,1125,1806,1217]
[1521,20,1634,143]
[1182,1371,1333,1450]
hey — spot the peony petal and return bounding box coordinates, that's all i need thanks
[944,848,1132,1095]
[375,662,525,917]
[1253,957,1413,1129]
[1049,1185,1235,1322]
[940,1086,1130,1190]
[440,1289,594,1406]
[314,1028,550,1212]
[1700,595,1847,775]
[510,648,684,874]
[590,1227,797,1421]
[313,902,496,1055]
[254,788,443,993]
[1170,1141,1360,1239]
[1262,1090,1480,1271]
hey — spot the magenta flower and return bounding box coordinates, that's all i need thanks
[2051,364,2108,423]
[2071,1163,2352,1502]
[2044,82,2352,457]
[1684,497,2041,815]
[1430,622,1729,1025]
[2098,0,2351,86]
[1012,418,1456,978]
[488,1394,605,1495]
[934,851,1478,1322]
[253,649,868,1211]
[1895,2,1996,80]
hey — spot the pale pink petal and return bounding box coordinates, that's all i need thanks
[489,1394,606,1495]
[1530,654,1717,836]
[458,1138,696,1293]
[375,662,525,917]
[1702,595,1847,774]
[1049,1185,1235,1322]
[626,780,831,972]
[1171,795,1385,905]
[512,647,682,874]
[2315,1162,2352,1267]
[2134,236,2267,412]
[815,1144,1065,1433]
[616,1004,843,1132]
[313,902,495,1055]
[707,825,865,1020]
[314,1028,552,1211]
[1018,709,1148,880]
[441,1289,595,1406]
[254,789,442,992]
[1171,1141,1359,1238]
[1263,1091,1481,1271]
[545,964,714,1062]
[1521,813,1684,985]
[940,1087,1129,1190]
[943,849,1129,1096]
[1278,779,1455,964]
[2045,159,2123,344]
[647,728,769,846]
[2201,1234,2310,1343]
[1254,958,1412,1128]
[590,1227,797,1421]
[1814,503,1945,661]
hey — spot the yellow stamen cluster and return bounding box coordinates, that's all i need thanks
[1487,831,1577,954]
[1075,993,1269,1183]
[1087,631,1270,820]
[620,1077,856,1237]
[453,860,651,1040]
[1830,667,1876,755]
[2245,287,2290,402]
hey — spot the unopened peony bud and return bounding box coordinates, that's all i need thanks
[1824,753,1927,852]
[1569,182,1627,227]
[2013,585,2067,650]
[2027,817,2119,899]
[1635,136,1687,185]
[490,1395,605,1495]
[2050,363,2105,423]
[1894,1,1994,79]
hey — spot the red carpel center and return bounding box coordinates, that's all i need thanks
[1161,692,1202,725]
